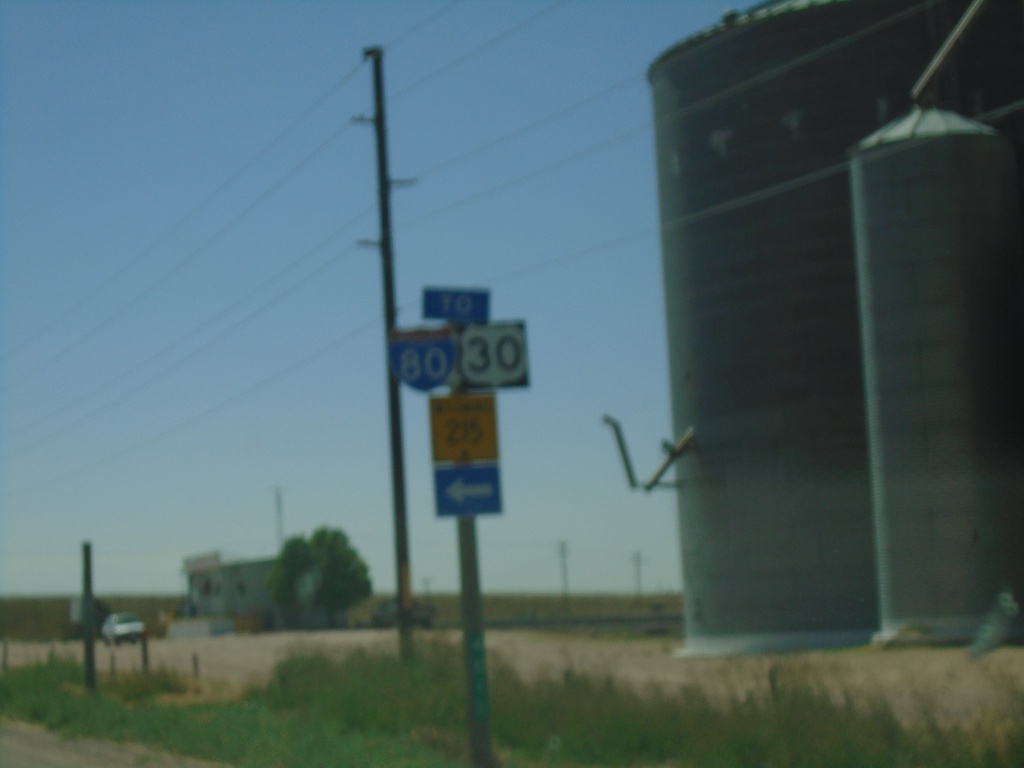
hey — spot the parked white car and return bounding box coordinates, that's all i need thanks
[100,612,146,645]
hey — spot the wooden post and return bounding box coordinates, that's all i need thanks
[458,517,498,768]
[82,542,96,693]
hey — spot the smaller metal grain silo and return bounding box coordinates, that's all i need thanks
[851,108,1024,643]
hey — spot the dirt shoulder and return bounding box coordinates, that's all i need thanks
[0,719,231,768]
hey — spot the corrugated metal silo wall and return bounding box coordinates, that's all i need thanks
[852,122,1024,641]
[648,0,1024,653]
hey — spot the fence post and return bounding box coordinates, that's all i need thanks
[141,633,149,674]
[82,542,97,693]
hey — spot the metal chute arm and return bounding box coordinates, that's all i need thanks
[602,415,638,489]
[643,427,694,492]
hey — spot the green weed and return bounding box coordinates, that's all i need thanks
[256,640,1024,768]
[3,648,1024,768]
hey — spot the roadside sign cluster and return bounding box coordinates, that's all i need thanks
[387,286,528,517]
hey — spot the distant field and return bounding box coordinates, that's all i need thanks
[0,592,680,641]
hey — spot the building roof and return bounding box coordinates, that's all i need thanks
[857,107,998,149]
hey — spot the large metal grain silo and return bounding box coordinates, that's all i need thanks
[851,108,1024,643]
[648,0,1024,654]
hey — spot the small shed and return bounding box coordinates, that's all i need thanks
[182,551,340,631]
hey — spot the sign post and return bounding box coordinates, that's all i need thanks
[458,515,495,768]
[411,286,527,768]
[430,390,500,768]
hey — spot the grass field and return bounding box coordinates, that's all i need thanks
[0,593,680,641]
[2,640,1023,768]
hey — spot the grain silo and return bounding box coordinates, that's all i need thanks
[648,0,1024,654]
[851,108,1024,643]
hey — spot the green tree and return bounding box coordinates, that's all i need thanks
[266,527,371,625]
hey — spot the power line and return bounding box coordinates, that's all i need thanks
[8,318,381,499]
[8,60,368,358]
[397,2,936,235]
[385,0,464,50]
[5,2,974,496]
[4,1,569,393]
[409,72,642,182]
[5,129,939,497]
[397,122,649,232]
[7,206,373,443]
[391,0,571,101]
[6,245,361,459]
[7,0,471,357]
[4,119,361,393]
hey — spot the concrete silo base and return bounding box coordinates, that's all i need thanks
[676,629,875,657]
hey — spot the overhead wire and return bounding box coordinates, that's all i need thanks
[393,0,936,235]
[9,317,382,499]
[4,2,475,439]
[3,0,563,397]
[7,1,968,495]
[384,0,464,50]
[5,118,362,393]
[5,215,375,456]
[7,59,368,358]
[397,123,650,233]
[4,0,577,442]
[7,0,465,366]
[407,73,643,182]
[7,205,374,442]
[6,0,593,482]
[390,0,571,101]
[8,247,356,458]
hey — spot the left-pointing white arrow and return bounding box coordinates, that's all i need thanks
[445,477,494,504]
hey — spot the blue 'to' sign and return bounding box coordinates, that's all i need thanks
[423,287,490,324]
[388,327,457,391]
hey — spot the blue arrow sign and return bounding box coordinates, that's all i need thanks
[388,327,457,391]
[423,287,490,324]
[434,464,502,516]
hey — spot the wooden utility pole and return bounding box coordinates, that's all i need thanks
[364,45,414,663]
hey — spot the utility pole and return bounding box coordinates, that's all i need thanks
[558,540,569,615]
[364,45,414,663]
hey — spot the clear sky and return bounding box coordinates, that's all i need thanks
[1,0,724,597]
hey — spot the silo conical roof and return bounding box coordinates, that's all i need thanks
[857,107,997,150]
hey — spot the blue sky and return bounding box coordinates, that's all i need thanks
[1,0,723,597]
